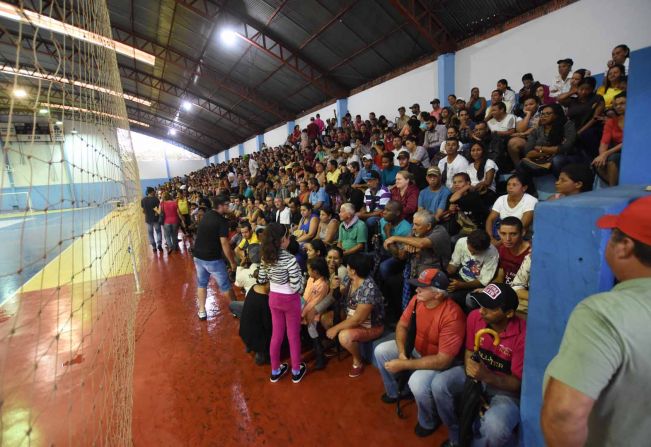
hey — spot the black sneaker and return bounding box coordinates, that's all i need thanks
[414,422,437,438]
[291,362,307,383]
[270,363,288,383]
[381,391,414,404]
[157,245,163,252]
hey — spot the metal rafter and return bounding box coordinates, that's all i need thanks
[388,0,456,53]
[109,25,293,121]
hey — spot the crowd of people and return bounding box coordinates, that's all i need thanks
[139,44,647,446]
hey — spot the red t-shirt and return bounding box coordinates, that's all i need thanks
[498,244,531,285]
[400,297,466,357]
[161,200,180,225]
[465,310,526,380]
[390,183,419,222]
[600,117,623,146]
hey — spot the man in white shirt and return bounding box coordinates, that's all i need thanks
[405,135,430,168]
[248,155,259,179]
[273,197,291,225]
[497,79,516,114]
[486,101,518,160]
[549,58,574,99]
[438,138,469,189]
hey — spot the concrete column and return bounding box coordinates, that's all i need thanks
[437,53,455,104]
[238,143,244,157]
[255,134,264,151]
[336,98,348,127]
[286,120,295,137]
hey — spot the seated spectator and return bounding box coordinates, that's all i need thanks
[294,203,319,244]
[315,207,339,246]
[374,269,466,438]
[273,196,291,225]
[517,73,538,107]
[592,92,626,186]
[301,257,330,370]
[390,170,420,222]
[304,239,327,262]
[433,284,526,447]
[555,68,589,103]
[232,243,261,302]
[535,83,554,105]
[437,126,461,160]
[494,217,531,287]
[239,279,273,366]
[418,166,451,221]
[468,87,487,122]
[597,64,626,109]
[234,221,259,265]
[510,253,531,315]
[485,101,517,161]
[404,135,430,168]
[397,150,427,190]
[354,154,380,185]
[497,79,516,114]
[423,116,447,158]
[371,140,386,167]
[467,142,498,209]
[507,96,540,167]
[438,138,469,190]
[446,229,499,311]
[438,107,455,128]
[326,246,348,283]
[337,202,368,257]
[325,253,385,378]
[298,181,310,204]
[517,103,579,188]
[358,171,391,232]
[607,43,630,72]
[457,109,475,146]
[308,177,328,210]
[486,175,538,244]
[380,152,400,188]
[550,163,594,200]
[444,173,490,237]
[562,76,605,158]
[288,198,301,227]
[549,58,574,99]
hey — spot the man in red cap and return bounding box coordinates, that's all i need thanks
[373,268,466,438]
[542,195,651,447]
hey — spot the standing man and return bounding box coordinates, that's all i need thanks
[141,186,163,252]
[396,106,409,130]
[542,196,651,446]
[192,195,238,320]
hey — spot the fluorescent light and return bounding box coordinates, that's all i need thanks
[182,100,192,111]
[0,64,151,106]
[41,102,150,128]
[71,129,78,134]
[55,121,63,125]
[38,108,49,114]
[220,29,238,46]
[169,129,177,136]
[0,2,155,65]
[12,88,27,98]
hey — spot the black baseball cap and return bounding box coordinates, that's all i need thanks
[469,283,519,312]
[557,58,574,66]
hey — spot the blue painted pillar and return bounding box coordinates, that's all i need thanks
[255,134,264,151]
[336,98,348,127]
[286,120,295,138]
[620,46,651,184]
[238,143,244,157]
[437,53,455,104]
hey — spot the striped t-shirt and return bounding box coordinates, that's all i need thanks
[257,249,304,295]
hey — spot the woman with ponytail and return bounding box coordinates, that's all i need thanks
[258,222,307,383]
[467,142,498,209]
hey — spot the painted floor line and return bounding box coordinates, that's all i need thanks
[0,206,93,220]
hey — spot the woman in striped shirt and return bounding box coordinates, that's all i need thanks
[258,222,307,383]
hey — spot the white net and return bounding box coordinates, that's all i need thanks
[0,1,145,445]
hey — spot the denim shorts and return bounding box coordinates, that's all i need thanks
[193,257,231,291]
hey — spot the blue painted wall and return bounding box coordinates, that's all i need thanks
[1,182,125,211]
[140,178,169,194]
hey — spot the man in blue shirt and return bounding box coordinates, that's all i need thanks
[355,154,380,185]
[308,177,328,210]
[418,166,451,221]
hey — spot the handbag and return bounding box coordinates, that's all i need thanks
[456,211,478,236]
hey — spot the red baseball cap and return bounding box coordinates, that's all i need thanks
[596,196,651,245]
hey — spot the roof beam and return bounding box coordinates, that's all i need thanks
[109,25,294,121]
[387,0,456,53]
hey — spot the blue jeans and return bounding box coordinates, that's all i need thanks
[146,222,162,247]
[366,215,381,232]
[379,257,404,278]
[431,365,520,446]
[163,223,179,250]
[374,340,442,430]
[193,257,232,292]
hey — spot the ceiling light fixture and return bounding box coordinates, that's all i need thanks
[12,88,27,98]
[0,1,155,65]
[169,129,177,136]
[38,108,49,114]
[181,100,192,111]
[0,64,151,105]
[220,29,238,46]
[55,121,63,125]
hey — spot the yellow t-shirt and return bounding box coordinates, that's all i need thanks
[238,233,259,249]
[177,198,189,215]
[326,169,341,185]
[596,86,623,108]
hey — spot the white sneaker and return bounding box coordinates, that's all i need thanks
[197,310,207,320]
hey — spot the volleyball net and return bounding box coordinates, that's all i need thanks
[0,1,146,445]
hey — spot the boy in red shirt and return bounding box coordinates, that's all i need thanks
[433,283,526,447]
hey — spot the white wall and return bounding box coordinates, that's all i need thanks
[137,160,167,179]
[168,160,206,178]
[455,0,651,98]
[228,146,239,160]
[263,124,288,148]
[347,61,438,120]
[243,138,257,155]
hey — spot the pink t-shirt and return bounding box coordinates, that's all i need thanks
[161,201,180,225]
